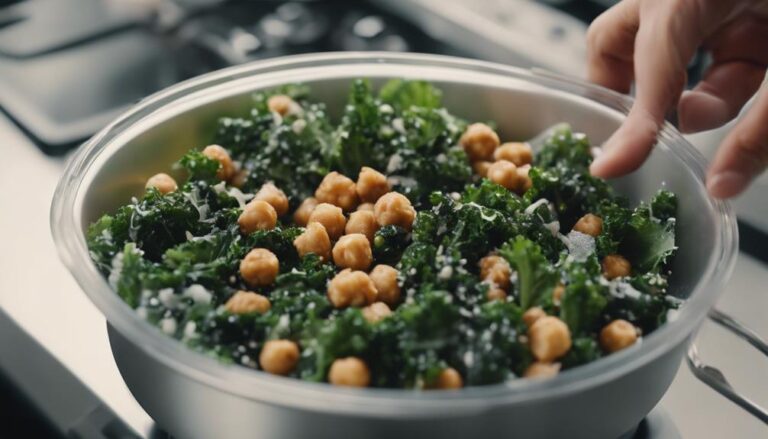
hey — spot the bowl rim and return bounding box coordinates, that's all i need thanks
[51,51,738,416]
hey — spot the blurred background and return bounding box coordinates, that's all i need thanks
[0,1,765,438]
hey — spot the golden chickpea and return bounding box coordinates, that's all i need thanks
[327,269,378,308]
[356,166,390,203]
[332,234,373,271]
[479,255,511,290]
[486,287,507,302]
[259,340,300,375]
[472,160,493,177]
[553,283,565,305]
[238,200,277,234]
[145,173,177,194]
[293,197,319,227]
[573,213,603,237]
[528,316,572,362]
[600,319,638,353]
[524,362,561,379]
[202,144,235,181]
[328,357,371,387]
[345,210,378,243]
[255,183,289,216]
[225,290,271,315]
[357,202,375,212]
[315,171,359,211]
[516,164,532,194]
[494,142,533,166]
[487,160,519,191]
[362,302,392,324]
[522,307,546,327]
[267,94,299,116]
[369,264,400,306]
[240,248,279,287]
[374,192,416,231]
[460,123,500,162]
[433,368,463,389]
[602,254,632,280]
[308,203,346,240]
[293,222,332,261]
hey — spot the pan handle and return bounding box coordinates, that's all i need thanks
[686,308,768,424]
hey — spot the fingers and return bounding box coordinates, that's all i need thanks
[707,84,768,199]
[586,0,640,93]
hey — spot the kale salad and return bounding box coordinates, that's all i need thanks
[87,79,680,389]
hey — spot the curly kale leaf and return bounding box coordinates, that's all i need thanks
[372,225,411,265]
[534,124,593,170]
[378,79,443,111]
[559,257,608,335]
[500,237,559,310]
[603,281,681,334]
[299,309,372,382]
[178,150,221,182]
[112,243,148,307]
[561,337,601,369]
[595,199,632,257]
[619,203,676,273]
[461,179,523,217]
[650,189,677,221]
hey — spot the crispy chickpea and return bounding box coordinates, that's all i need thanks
[357,202,374,212]
[293,197,319,227]
[259,340,300,375]
[255,183,289,216]
[332,234,373,271]
[472,160,493,177]
[202,144,235,181]
[522,306,546,327]
[308,203,346,240]
[573,213,603,237]
[328,357,370,387]
[374,192,416,231]
[369,264,400,306]
[479,255,511,290]
[553,283,565,305]
[267,94,300,116]
[487,160,519,191]
[293,222,331,261]
[240,248,279,287]
[524,362,561,379]
[602,254,632,280]
[494,142,533,166]
[486,287,507,302]
[238,200,277,234]
[345,210,378,243]
[327,269,378,308]
[528,316,572,362]
[460,123,500,162]
[516,164,532,194]
[433,368,463,389]
[600,319,638,353]
[145,173,177,194]
[315,171,359,211]
[362,302,392,324]
[356,167,390,203]
[225,290,271,315]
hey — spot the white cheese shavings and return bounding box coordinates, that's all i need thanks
[183,284,212,305]
[160,318,177,335]
[183,321,198,339]
[563,230,596,262]
[524,198,550,215]
[438,265,454,280]
[391,118,406,134]
[387,154,403,173]
[158,288,179,309]
[292,119,307,134]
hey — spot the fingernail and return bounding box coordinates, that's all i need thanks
[707,172,749,199]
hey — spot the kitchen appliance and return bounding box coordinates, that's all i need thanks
[51,52,747,439]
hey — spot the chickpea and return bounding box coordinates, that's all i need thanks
[460,123,500,162]
[362,302,392,324]
[328,357,371,387]
[327,269,378,308]
[369,264,400,306]
[238,200,277,234]
[356,167,390,203]
[472,160,493,177]
[600,319,638,353]
[308,203,346,240]
[259,340,300,375]
[528,316,572,362]
[240,248,279,287]
[345,210,378,243]
[293,197,319,227]
[357,202,375,212]
[145,173,177,194]
[486,287,507,302]
[255,183,289,216]
[230,169,249,188]
[573,213,603,237]
[487,160,519,191]
[516,164,533,194]
[315,171,359,211]
[293,222,332,261]
[494,142,533,166]
[267,94,300,116]
[522,307,546,327]
[524,362,561,379]
[553,283,565,305]
[374,192,416,231]
[332,234,373,271]
[225,290,271,315]
[602,254,632,280]
[479,255,511,290]
[202,144,235,181]
[433,368,463,389]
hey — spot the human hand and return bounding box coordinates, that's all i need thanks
[587,0,768,198]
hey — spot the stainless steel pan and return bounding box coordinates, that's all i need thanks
[51,53,753,438]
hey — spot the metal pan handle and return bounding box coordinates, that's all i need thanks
[686,308,768,424]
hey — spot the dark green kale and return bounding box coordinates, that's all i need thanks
[178,151,220,182]
[372,225,411,265]
[619,201,677,273]
[299,309,372,381]
[595,200,632,257]
[561,337,602,368]
[650,189,677,221]
[558,256,609,335]
[500,237,560,310]
[378,79,443,111]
